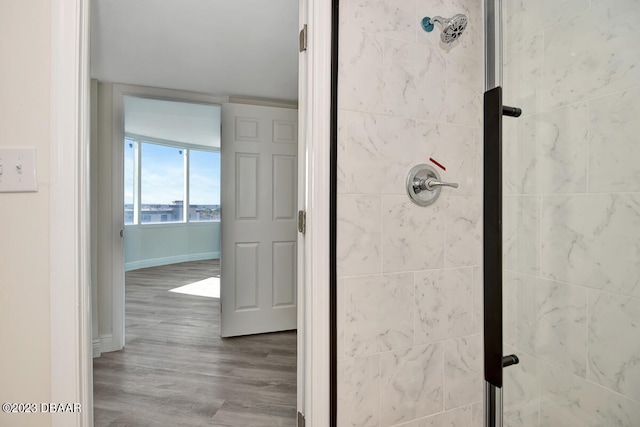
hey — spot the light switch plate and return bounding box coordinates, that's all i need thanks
[0,148,38,192]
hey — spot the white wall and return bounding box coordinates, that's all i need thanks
[336,0,484,425]
[95,81,115,347]
[0,1,52,426]
[124,222,220,271]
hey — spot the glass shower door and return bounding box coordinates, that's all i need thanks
[490,0,640,426]
[484,0,640,427]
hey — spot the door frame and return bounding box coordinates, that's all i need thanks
[110,84,228,352]
[49,1,332,426]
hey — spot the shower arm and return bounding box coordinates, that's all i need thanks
[429,16,446,26]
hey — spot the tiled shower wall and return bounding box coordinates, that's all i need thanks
[502,0,640,426]
[336,0,484,425]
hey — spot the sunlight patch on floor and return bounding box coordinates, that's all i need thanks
[169,277,220,298]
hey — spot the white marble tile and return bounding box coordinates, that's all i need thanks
[504,103,589,195]
[415,268,473,345]
[340,0,416,43]
[416,0,482,59]
[380,343,444,426]
[415,121,479,197]
[504,196,540,275]
[382,196,444,273]
[504,412,539,427]
[588,291,640,401]
[382,38,447,121]
[504,0,589,49]
[504,272,588,376]
[540,360,640,427]
[472,130,482,197]
[444,196,481,267]
[541,194,640,297]
[533,280,587,377]
[338,30,384,113]
[589,87,640,193]
[444,334,482,409]
[543,0,640,108]
[401,405,473,427]
[337,278,346,360]
[342,112,415,195]
[471,402,483,427]
[472,266,482,335]
[502,117,522,196]
[444,54,482,127]
[344,273,414,357]
[337,194,382,277]
[503,272,536,353]
[503,346,540,427]
[337,110,348,194]
[519,32,545,116]
[338,355,381,427]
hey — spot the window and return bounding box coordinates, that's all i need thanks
[124,140,219,225]
[140,143,185,223]
[189,150,220,222]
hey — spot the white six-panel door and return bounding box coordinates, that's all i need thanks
[220,103,298,337]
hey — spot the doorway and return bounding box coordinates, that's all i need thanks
[90,1,301,425]
[49,0,332,424]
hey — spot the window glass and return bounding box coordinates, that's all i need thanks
[124,138,135,224]
[189,150,220,222]
[140,142,185,223]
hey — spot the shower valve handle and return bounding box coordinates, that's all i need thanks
[416,177,459,192]
[426,178,459,190]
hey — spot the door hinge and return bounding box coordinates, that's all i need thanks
[297,412,305,427]
[299,24,308,52]
[120,229,124,238]
[298,210,306,234]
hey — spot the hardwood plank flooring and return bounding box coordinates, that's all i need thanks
[93,260,297,427]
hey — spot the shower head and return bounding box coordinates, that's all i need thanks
[421,14,468,44]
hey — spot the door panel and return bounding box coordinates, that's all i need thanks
[272,241,296,308]
[273,155,297,220]
[234,242,260,311]
[221,103,298,337]
[235,153,259,220]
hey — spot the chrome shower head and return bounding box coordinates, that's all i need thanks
[421,14,468,44]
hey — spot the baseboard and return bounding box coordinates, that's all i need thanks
[92,338,101,358]
[125,252,220,272]
[99,334,115,353]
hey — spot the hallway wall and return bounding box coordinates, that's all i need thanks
[0,1,52,426]
[336,0,484,425]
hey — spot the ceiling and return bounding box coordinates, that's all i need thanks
[91,0,299,102]
[124,96,221,148]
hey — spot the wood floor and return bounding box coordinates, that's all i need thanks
[93,260,297,427]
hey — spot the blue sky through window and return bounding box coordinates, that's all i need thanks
[141,143,184,205]
[190,150,220,205]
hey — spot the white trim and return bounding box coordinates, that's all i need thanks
[296,0,309,417]
[125,132,221,152]
[125,252,220,272]
[303,0,332,425]
[51,1,332,425]
[92,339,102,359]
[98,334,115,354]
[50,0,92,426]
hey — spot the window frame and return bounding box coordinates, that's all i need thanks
[124,133,220,225]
